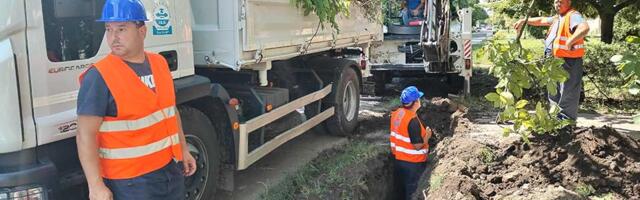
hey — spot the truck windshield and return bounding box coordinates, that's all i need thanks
[42,0,106,62]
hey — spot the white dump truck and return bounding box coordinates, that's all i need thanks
[0,0,381,199]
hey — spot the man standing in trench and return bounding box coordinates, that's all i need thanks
[514,0,590,121]
[390,86,433,200]
[76,0,196,199]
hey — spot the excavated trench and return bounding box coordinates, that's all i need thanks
[323,96,468,200]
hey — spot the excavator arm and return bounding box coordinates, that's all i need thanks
[420,0,451,72]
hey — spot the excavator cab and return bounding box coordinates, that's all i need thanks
[382,0,453,70]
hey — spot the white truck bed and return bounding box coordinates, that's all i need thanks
[191,0,382,70]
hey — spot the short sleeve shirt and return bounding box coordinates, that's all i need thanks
[544,12,584,53]
[77,57,155,117]
[406,0,422,10]
[407,117,424,144]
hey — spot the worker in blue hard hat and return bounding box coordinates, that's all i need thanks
[390,86,432,200]
[76,0,196,200]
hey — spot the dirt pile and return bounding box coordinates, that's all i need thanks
[419,125,640,200]
[419,98,471,144]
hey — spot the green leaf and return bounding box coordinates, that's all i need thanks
[504,105,516,117]
[546,83,558,96]
[502,127,512,137]
[523,120,534,129]
[626,36,640,44]
[549,104,561,115]
[500,91,515,105]
[495,79,508,88]
[485,92,500,102]
[508,84,523,99]
[515,100,528,109]
[517,110,529,120]
[611,55,624,63]
[621,63,638,77]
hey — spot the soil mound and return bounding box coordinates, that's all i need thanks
[419,126,640,200]
[419,98,470,144]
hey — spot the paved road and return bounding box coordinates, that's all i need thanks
[472,30,493,45]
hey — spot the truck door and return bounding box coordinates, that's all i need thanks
[25,0,107,145]
[0,0,27,153]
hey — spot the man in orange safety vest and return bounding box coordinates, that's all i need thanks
[390,86,433,200]
[514,0,590,121]
[76,0,197,199]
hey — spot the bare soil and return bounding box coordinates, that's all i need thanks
[404,71,640,200]
[414,102,640,200]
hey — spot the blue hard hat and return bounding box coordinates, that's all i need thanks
[97,0,149,22]
[400,86,424,104]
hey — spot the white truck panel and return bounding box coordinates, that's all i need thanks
[193,0,382,70]
[0,39,22,153]
[0,0,37,154]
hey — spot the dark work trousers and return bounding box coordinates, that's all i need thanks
[548,58,583,120]
[394,159,427,200]
[104,160,185,200]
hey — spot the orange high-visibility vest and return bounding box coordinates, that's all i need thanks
[389,108,429,163]
[551,9,585,58]
[79,52,183,179]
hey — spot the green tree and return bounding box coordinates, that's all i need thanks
[452,0,489,25]
[614,6,640,41]
[583,0,640,43]
[472,5,489,25]
[611,36,640,95]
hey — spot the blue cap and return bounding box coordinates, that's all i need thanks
[97,0,149,22]
[400,86,424,104]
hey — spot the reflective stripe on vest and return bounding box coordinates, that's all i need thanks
[552,10,585,58]
[100,106,176,132]
[99,133,180,159]
[389,108,428,163]
[80,52,182,179]
[390,142,429,155]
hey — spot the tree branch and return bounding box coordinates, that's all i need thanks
[614,0,638,12]
[515,0,536,44]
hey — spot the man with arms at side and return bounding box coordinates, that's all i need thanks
[76,0,196,199]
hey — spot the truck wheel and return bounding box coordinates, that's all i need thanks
[323,66,360,136]
[179,106,223,200]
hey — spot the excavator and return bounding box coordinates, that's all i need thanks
[370,0,473,97]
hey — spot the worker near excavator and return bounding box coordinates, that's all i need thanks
[401,0,426,26]
[390,86,433,200]
[76,0,196,199]
[513,0,590,121]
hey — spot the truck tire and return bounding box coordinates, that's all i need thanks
[323,66,360,136]
[179,106,223,200]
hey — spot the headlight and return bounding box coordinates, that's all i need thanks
[0,186,45,200]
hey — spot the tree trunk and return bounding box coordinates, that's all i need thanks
[600,11,615,44]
